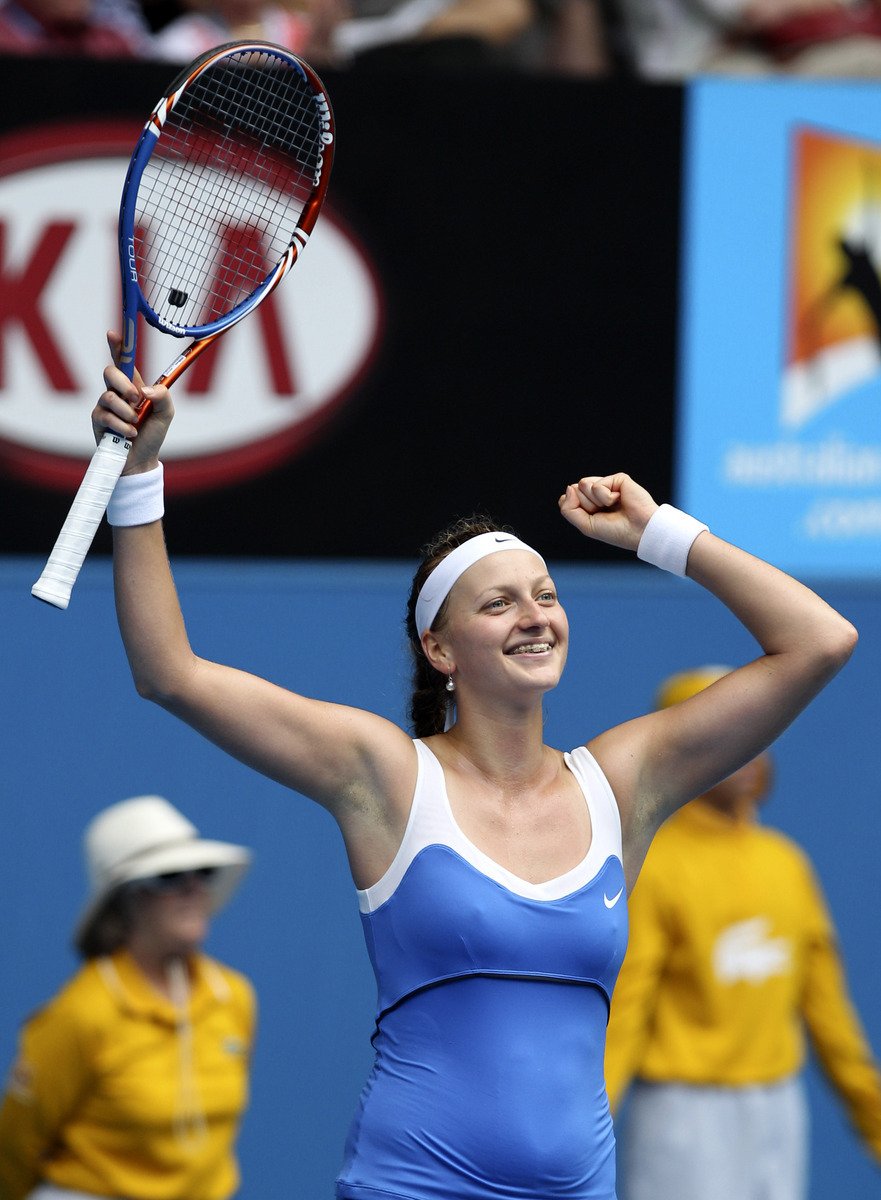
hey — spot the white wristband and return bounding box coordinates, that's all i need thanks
[637,504,708,577]
[107,463,165,527]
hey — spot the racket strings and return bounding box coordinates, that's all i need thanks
[135,49,323,331]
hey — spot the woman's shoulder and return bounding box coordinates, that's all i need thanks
[22,959,117,1039]
[197,954,257,1012]
[53,955,111,995]
[755,822,818,875]
[565,743,617,801]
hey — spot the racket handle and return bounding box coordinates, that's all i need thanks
[31,432,132,609]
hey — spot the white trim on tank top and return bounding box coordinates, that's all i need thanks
[358,740,623,914]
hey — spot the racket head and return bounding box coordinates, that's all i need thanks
[117,41,334,376]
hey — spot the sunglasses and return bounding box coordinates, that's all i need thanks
[137,866,219,893]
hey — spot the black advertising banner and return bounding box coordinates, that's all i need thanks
[0,56,683,560]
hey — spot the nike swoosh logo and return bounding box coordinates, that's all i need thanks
[494,536,513,542]
[604,887,624,909]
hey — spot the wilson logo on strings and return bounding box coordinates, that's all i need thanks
[0,121,382,493]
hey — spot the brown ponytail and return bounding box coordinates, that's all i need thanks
[405,514,514,736]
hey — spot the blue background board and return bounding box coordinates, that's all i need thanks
[2,557,880,1198]
[679,79,881,578]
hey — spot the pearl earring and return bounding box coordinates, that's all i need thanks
[446,674,455,693]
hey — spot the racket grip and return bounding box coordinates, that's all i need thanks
[31,432,132,610]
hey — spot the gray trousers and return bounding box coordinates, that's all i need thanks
[617,1077,808,1200]
[28,1188,122,1200]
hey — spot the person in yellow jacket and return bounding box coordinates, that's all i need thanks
[604,665,881,1200]
[0,794,256,1200]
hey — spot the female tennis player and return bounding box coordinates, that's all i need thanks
[91,334,857,1200]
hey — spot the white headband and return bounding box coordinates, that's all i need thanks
[415,531,546,636]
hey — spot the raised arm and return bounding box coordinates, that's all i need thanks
[92,339,415,886]
[559,474,857,881]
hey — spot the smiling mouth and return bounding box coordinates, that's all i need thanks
[507,642,553,656]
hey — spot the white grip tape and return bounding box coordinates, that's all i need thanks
[31,432,131,610]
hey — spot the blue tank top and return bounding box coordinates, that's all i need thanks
[336,740,628,1200]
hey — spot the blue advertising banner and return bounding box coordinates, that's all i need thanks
[679,80,881,578]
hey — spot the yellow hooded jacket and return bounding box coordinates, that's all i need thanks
[0,948,255,1200]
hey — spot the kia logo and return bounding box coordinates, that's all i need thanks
[0,121,382,492]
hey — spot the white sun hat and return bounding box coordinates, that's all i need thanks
[74,795,251,954]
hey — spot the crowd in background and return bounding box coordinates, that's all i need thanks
[3,0,881,80]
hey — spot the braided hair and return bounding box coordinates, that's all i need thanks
[405,514,515,736]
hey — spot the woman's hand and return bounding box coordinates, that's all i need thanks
[91,331,174,475]
[559,472,658,553]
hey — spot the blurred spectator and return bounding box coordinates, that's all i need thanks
[0,794,255,1200]
[330,0,539,68]
[612,0,881,77]
[605,666,881,1200]
[138,0,192,33]
[151,0,347,62]
[541,0,613,73]
[94,0,155,38]
[0,0,150,53]
[502,0,615,75]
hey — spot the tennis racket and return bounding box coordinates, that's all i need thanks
[32,40,334,609]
